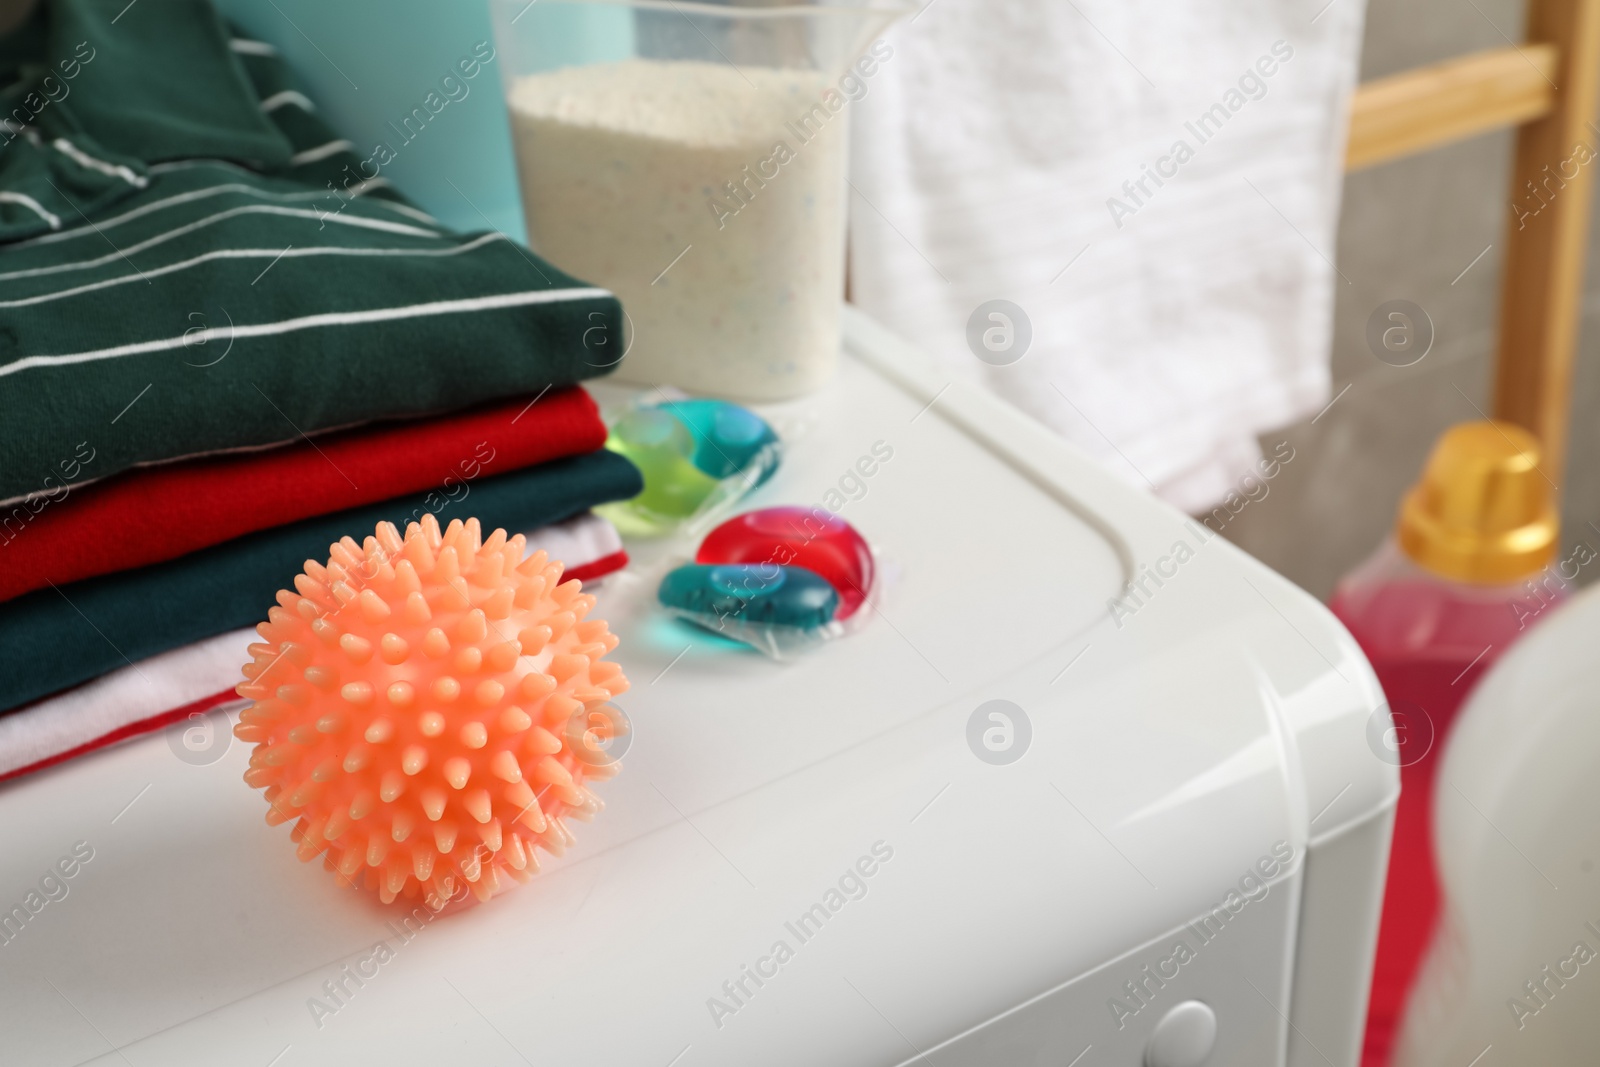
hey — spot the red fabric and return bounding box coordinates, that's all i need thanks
[565,551,629,587]
[0,389,606,602]
[1362,753,1444,1065]
[0,547,629,786]
[0,689,243,786]
[1360,660,1489,1067]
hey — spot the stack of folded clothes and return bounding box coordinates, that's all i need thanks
[0,0,642,781]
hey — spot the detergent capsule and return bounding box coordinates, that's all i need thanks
[696,507,873,618]
[658,563,841,657]
[665,398,781,484]
[603,398,781,534]
[606,407,712,523]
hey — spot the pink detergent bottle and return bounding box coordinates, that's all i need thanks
[1329,421,1569,1067]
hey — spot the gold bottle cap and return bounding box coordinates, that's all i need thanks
[1396,420,1557,584]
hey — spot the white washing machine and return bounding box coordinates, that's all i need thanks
[0,308,1396,1067]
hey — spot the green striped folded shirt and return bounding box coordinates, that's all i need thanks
[0,0,626,507]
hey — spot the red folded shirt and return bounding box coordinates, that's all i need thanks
[0,388,607,602]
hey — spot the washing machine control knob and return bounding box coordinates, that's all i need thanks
[1144,999,1217,1067]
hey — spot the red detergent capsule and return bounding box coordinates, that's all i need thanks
[696,507,874,619]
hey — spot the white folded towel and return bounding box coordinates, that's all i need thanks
[848,0,1365,510]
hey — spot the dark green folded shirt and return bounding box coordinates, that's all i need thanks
[0,0,625,507]
[0,450,643,714]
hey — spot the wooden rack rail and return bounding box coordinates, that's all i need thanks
[1344,0,1600,490]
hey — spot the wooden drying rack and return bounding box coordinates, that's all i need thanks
[1344,0,1600,488]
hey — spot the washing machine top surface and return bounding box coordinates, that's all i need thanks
[0,309,1389,1066]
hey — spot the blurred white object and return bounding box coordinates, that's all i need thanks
[1393,583,1600,1066]
[848,0,1366,510]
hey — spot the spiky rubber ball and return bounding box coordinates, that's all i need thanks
[234,513,628,906]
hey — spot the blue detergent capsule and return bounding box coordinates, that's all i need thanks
[605,399,781,534]
[658,563,840,652]
[663,398,781,485]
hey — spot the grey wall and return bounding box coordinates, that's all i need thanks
[1219,0,1600,600]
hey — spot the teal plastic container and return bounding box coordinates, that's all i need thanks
[213,0,529,237]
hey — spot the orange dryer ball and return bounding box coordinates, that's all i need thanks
[233,513,629,906]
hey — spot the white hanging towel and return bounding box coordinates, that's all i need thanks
[848,0,1366,511]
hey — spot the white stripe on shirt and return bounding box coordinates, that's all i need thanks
[0,205,442,281]
[356,188,440,225]
[0,192,62,231]
[289,140,354,166]
[12,179,436,250]
[52,139,148,188]
[259,90,314,112]
[147,159,444,225]
[0,288,615,379]
[1,232,507,308]
[230,39,278,56]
